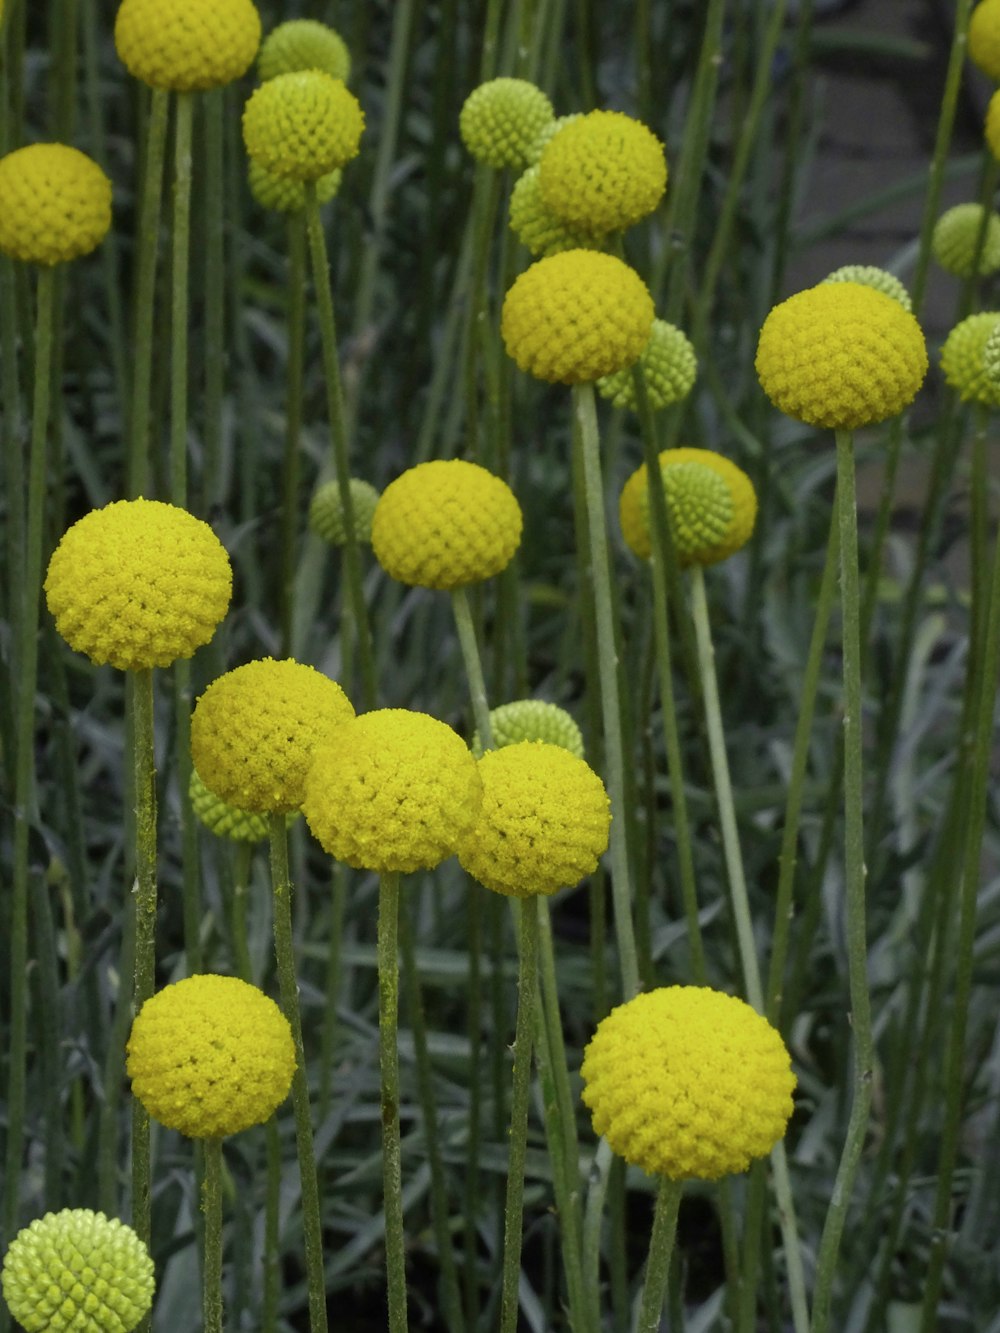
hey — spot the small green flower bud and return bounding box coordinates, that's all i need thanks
[472,699,585,758]
[823,264,913,311]
[258,19,351,84]
[309,478,380,546]
[597,319,697,411]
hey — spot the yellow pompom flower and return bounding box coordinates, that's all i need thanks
[248,159,341,214]
[581,986,796,1180]
[940,311,1000,407]
[114,0,261,92]
[459,77,554,170]
[258,18,350,84]
[472,699,585,759]
[501,249,654,384]
[309,477,380,546]
[126,974,295,1139]
[932,203,1000,278]
[458,741,609,898]
[45,498,232,672]
[538,109,667,235]
[755,281,927,429]
[597,318,697,411]
[0,143,111,266]
[1,1209,154,1333]
[243,70,364,181]
[372,459,522,589]
[970,0,1000,81]
[619,447,757,566]
[822,264,912,311]
[191,658,354,813]
[509,165,603,257]
[302,709,483,873]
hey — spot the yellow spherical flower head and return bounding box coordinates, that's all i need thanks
[459,78,554,170]
[372,459,522,590]
[932,203,1000,278]
[309,477,380,546]
[619,447,757,566]
[822,264,912,311]
[191,658,354,813]
[0,143,111,266]
[524,113,581,167]
[127,974,295,1139]
[940,312,1000,407]
[114,0,261,92]
[509,165,604,258]
[248,159,341,214]
[258,19,350,84]
[755,281,927,429]
[597,318,697,411]
[458,741,609,898]
[581,986,796,1180]
[1,1209,154,1333]
[970,0,1000,81]
[539,109,667,235]
[243,70,364,181]
[502,249,654,384]
[303,709,483,873]
[472,699,585,759]
[45,498,232,672]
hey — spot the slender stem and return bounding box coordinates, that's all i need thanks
[451,585,494,749]
[378,870,408,1333]
[170,90,193,505]
[281,213,307,658]
[319,861,347,1123]
[202,1138,224,1333]
[263,1117,281,1333]
[637,1178,684,1333]
[202,87,226,510]
[130,667,157,1263]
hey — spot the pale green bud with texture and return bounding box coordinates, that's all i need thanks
[248,159,340,214]
[940,311,1000,406]
[524,113,581,167]
[932,203,1000,278]
[459,77,554,170]
[472,699,585,758]
[509,165,603,257]
[258,18,350,83]
[823,264,913,312]
[309,478,380,546]
[984,322,1000,388]
[190,766,271,841]
[597,318,697,411]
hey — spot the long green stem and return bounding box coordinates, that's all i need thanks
[281,213,307,658]
[637,1178,683,1333]
[451,585,494,748]
[130,667,157,1266]
[378,870,408,1333]
[202,87,225,510]
[202,1138,224,1333]
[170,90,193,505]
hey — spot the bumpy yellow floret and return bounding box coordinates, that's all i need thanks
[755,282,927,429]
[509,165,603,257]
[243,70,364,180]
[472,699,585,758]
[940,311,1000,406]
[45,498,232,672]
[619,447,757,566]
[459,78,554,170]
[502,249,654,384]
[524,113,581,167]
[191,658,354,813]
[597,318,697,411]
[372,459,522,589]
[258,19,350,83]
[114,0,261,92]
[823,265,912,311]
[0,143,111,266]
[248,159,340,213]
[126,975,295,1139]
[458,742,609,897]
[303,709,483,872]
[932,203,1000,278]
[309,477,380,545]
[539,110,667,235]
[971,0,1000,81]
[581,986,796,1180]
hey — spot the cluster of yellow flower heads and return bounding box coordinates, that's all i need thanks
[0,144,111,266]
[310,477,380,546]
[372,459,522,589]
[581,986,795,1180]
[620,447,757,567]
[970,0,1000,81]
[822,264,912,311]
[243,70,364,181]
[127,975,295,1139]
[940,312,1000,407]
[509,165,603,257]
[258,18,350,84]
[192,658,355,812]
[459,77,554,170]
[114,0,261,92]
[45,498,232,671]
[597,318,697,412]
[302,710,483,872]
[1,1209,155,1333]
[538,110,667,235]
[932,203,1000,278]
[472,699,585,758]
[755,281,928,429]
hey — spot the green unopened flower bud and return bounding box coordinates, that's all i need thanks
[823,264,912,311]
[984,322,1000,387]
[932,203,1000,278]
[472,699,585,758]
[190,766,271,841]
[258,18,351,83]
[940,311,1000,406]
[509,165,602,257]
[459,78,554,170]
[248,159,341,214]
[524,113,581,167]
[309,478,380,546]
[597,318,697,411]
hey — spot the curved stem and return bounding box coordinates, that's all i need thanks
[202,1138,224,1333]
[637,1178,683,1333]
[378,870,408,1333]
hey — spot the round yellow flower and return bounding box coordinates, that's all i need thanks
[458,741,609,897]
[45,498,232,672]
[970,0,1000,81]
[0,143,111,266]
[459,78,554,170]
[597,318,697,411]
[580,986,796,1180]
[538,109,667,234]
[248,159,341,214]
[371,459,522,589]
[309,477,380,546]
[502,249,654,384]
[940,311,1000,407]
[114,0,261,92]
[619,447,757,566]
[509,165,603,257]
[1,1210,154,1333]
[126,974,295,1139]
[932,203,1000,278]
[191,658,354,813]
[258,19,350,84]
[242,70,364,181]
[303,709,483,873]
[822,264,912,311]
[472,699,585,759]
[755,281,927,429]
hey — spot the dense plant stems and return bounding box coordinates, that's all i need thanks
[202,1138,224,1333]
[377,870,408,1333]
[637,1178,683,1333]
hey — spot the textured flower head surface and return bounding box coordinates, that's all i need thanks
[191,658,354,813]
[248,159,340,214]
[509,165,604,258]
[501,250,654,384]
[190,767,270,842]
[940,312,1000,407]
[258,19,350,83]
[243,70,364,180]
[597,318,697,411]
[932,202,1000,278]
[619,447,757,566]
[472,699,585,759]
[309,477,380,546]
[458,741,610,898]
[524,113,581,167]
[985,322,1000,387]
[970,0,1000,81]
[126,975,295,1139]
[1,1209,154,1333]
[581,986,796,1180]
[755,281,928,429]
[45,498,232,672]
[114,0,261,92]
[371,459,522,589]
[0,143,111,266]
[822,264,912,311]
[303,709,483,873]
[459,77,554,170]
[538,109,667,234]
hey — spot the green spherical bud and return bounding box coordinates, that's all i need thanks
[258,19,350,84]
[509,165,603,257]
[309,478,380,546]
[459,78,554,170]
[472,699,585,759]
[823,264,913,311]
[190,766,271,842]
[940,311,1000,406]
[984,321,1000,388]
[932,203,1000,278]
[248,159,341,214]
[597,318,697,411]
[524,113,581,167]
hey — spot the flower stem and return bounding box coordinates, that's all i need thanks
[637,1178,684,1333]
[170,89,193,506]
[201,87,225,510]
[202,1138,224,1333]
[451,585,494,748]
[280,212,307,658]
[130,666,157,1262]
[378,870,409,1333]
